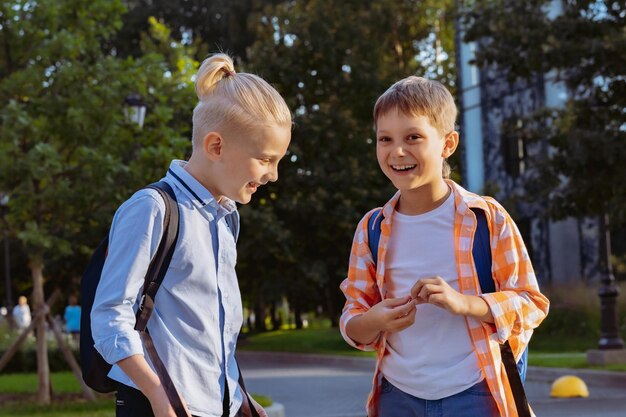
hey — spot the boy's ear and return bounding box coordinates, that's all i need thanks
[442,131,459,158]
[202,132,224,161]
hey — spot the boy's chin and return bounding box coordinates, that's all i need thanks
[235,193,253,205]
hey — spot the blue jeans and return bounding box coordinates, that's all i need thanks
[378,377,500,417]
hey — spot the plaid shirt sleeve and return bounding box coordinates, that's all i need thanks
[480,198,550,349]
[339,210,383,351]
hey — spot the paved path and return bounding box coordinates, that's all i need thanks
[238,352,626,417]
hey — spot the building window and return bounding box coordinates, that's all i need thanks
[501,117,527,178]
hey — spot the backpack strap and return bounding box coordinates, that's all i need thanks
[135,181,180,331]
[132,181,187,417]
[470,208,494,293]
[367,209,383,266]
[471,208,530,417]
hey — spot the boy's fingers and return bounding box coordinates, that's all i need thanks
[393,299,417,317]
[384,295,412,308]
[418,283,441,301]
[410,283,423,300]
[392,309,417,330]
[410,277,438,299]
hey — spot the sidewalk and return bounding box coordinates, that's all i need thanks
[239,351,626,417]
[239,350,626,387]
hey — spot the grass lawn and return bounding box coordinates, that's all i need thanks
[0,372,113,417]
[239,327,375,357]
[0,399,114,417]
[241,327,626,371]
[528,352,626,372]
[0,372,272,417]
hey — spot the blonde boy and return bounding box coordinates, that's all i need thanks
[340,76,549,417]
[92,54,291,417]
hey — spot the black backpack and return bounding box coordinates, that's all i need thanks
[80,181,179,393]
[79,181,258,417]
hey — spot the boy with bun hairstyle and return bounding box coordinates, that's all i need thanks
[340,76,549,417]
[92,53,291,417]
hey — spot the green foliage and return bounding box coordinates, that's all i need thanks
[460,0,626,226]
[239,0,458,324]
[0,347,80,374]
[530,282,626,352]
[114,0,282,62]
[0,0,194,289]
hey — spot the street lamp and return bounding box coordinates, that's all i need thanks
[587,213,626,365]
[597,214,624,349]
[0,193,12,324]
[123,94,146,129]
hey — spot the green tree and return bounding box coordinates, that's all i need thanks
[460,0,626,226]
[0,0,192,402]
[240,0,458,326]
[113,0,283,62]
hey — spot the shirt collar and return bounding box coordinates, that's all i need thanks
[166,160,237,215]
[380,179,490,220]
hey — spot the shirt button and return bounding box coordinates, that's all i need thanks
[223,292,229,299]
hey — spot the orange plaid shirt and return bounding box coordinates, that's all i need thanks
[339,180,549,417]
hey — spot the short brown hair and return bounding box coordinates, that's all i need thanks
[373,76,457,136]
[374,77,457,177]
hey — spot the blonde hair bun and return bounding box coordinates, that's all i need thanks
[195,53,236,100]
[191,53,292,147]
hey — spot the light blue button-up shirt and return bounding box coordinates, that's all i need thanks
[92,160,243,417]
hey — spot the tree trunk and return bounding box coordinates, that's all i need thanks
[254,297,266,332]
[269,301,281,330]
[294,303,303,330]
[325,285,338,327]
[29,258,50,405]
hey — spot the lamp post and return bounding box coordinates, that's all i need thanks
[0,193,12,328]
[123,94,146,129]
[597,214,624,350]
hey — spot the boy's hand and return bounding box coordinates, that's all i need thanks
[365,295,417,334]
[410,277,468,315]
[148,387,192,417]
[411,277,495,322]
[247,395,268,417]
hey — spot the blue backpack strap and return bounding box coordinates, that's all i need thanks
[472,207,529,393]
[471,208,494,293]
[367,209,383,265]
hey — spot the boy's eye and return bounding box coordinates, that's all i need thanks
[377,136,390,142]
[408,134,422,141]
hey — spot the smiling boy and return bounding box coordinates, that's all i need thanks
[340,76,549,417]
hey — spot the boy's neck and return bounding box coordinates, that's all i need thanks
[184,157,223,202]
[396,179,451,216]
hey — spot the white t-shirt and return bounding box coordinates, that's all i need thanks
[379,192,483,399]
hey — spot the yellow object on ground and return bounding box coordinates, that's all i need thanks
[550,375,590,398]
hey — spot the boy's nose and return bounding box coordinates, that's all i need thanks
[265,166,279,183]
[393,146,406,157]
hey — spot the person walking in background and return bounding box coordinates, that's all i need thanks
[64,294,81,345]
[340,76,549,417]
[91,53,291,417]
[12,295,31,330]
